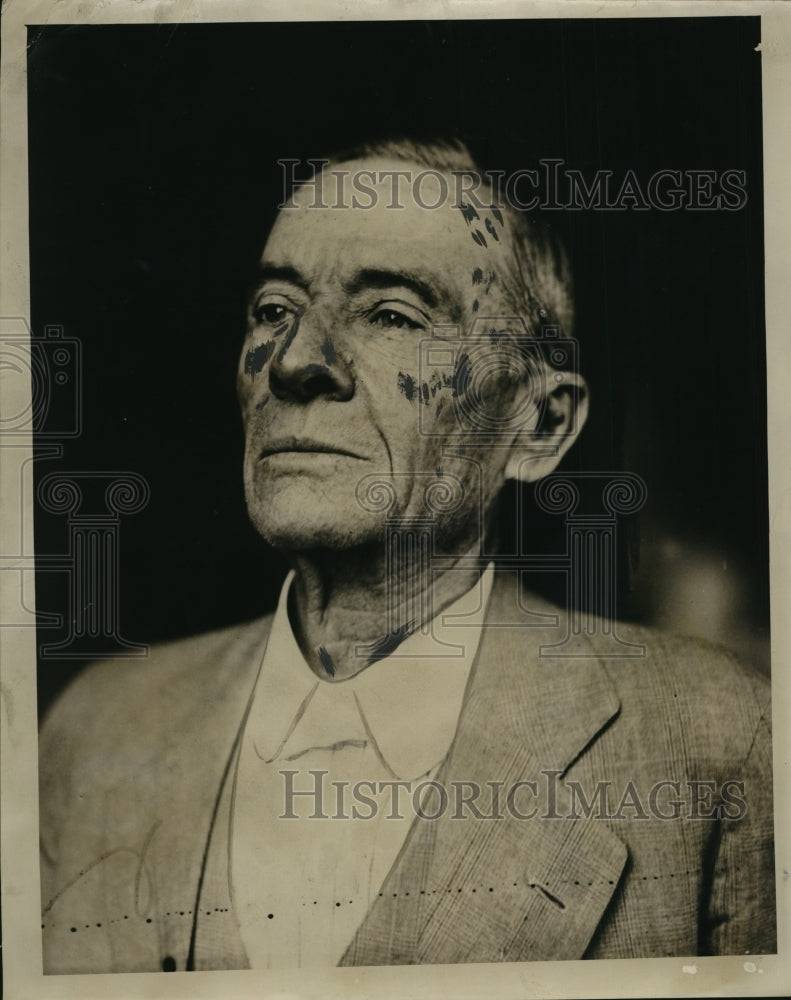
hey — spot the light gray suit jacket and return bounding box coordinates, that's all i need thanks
[39,573,776,973]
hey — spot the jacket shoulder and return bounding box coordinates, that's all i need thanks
[42,615,272,739]
[608,619,770,707]
[600,620,771,765]
[39,616,273,839]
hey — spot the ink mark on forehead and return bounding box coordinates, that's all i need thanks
[491,207,503,226]
[244,341,275,378]
[318,646,335,678]
[472,268,483,286]
[472,299,479,313]
[471,230,488,248]
[459,202,480,226]
[397,372,417,402]
[485,218,499,242]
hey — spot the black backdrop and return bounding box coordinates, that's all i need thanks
[28,17,768,716]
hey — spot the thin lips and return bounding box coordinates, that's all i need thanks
[258,438,363,460]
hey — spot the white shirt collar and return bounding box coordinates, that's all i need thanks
[249,564,494,781]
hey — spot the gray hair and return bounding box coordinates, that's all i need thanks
[328,136,575,338]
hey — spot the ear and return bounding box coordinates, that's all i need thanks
[504,372,589,483]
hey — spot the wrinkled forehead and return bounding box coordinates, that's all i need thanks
[264,157,513,283]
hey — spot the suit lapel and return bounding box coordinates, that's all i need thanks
[341,575,627,965]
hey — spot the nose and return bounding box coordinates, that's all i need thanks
[268,311,354,403]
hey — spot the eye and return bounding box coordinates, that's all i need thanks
[368,309,424,331]
[251,300,294,326]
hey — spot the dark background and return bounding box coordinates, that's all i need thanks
[28,17,769,717]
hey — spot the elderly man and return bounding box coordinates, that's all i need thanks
[39,138,775,973]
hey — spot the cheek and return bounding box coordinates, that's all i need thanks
[241,339,276,380]
[236,365,252,412]
[388,366,461,444]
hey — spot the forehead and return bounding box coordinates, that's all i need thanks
[263,157,510,284]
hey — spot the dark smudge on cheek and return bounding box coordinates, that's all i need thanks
[397,372,417,402]
[400,367,465,410]
[255,396,269,412]
[472,267,483,285]
[244,340,275,378]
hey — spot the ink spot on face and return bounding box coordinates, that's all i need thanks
[489,327,506,346]
[255,396,269,411]
[491,207,504,226]
[427,374,445,398]
[244,340,275,378]
[485,217,500,242]
[472,268,484,286]
[397,372,417,402]
[318,646,335,677]
[472,299,479,313]
[275,312,303,365]
[471,230,488,248]
[421,382,430,405]
[320,334,337,365]
[459,202,480,225]
[453,352,472,398]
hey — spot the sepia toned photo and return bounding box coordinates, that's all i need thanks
[2,4,789,999]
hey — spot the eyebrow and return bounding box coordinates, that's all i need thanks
[248,263,458,317]
[344,268,443,311]
[247,263,310,297]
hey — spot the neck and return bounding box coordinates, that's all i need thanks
[286,541,485,681]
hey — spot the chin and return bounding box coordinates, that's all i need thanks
[246,492,382,553]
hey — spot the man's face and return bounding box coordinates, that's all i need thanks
[238,158,539,554]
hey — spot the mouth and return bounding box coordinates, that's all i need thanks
[258,438,364,461]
